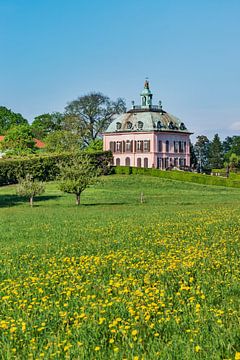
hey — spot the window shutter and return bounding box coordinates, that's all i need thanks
[110,142,114,152]
[130,140,133,152]
[113,142,116,152]
[122,141,125,153]
[147,140,150,152]
[140,141,143,152]
[134,141,137,152]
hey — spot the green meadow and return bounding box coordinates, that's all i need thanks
[0,175,240,359]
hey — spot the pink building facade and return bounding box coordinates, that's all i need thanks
[103,81,192,169]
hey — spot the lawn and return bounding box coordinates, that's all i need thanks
[0,175,240,359]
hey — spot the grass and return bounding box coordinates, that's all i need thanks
[0,175,240,359]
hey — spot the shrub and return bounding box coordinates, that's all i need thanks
[112,166,240,189]
[0,151,112,186]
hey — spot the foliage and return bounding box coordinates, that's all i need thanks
[0,176,240,359]
[208,134,224,169]
[31,112,63,139]
[64,92,126,145]
[112,166,240,188]
[194,135,210,172]
[0,125,36,155]
[16,174,45,206]
[0,151,112,186]
[58,153,101,205]
[85,139,103,152]
[44,130,84,153]
[0,106,28,134]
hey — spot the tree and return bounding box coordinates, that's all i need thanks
[228,153,240,170]
[0,106,28,134]
[190,141,197,168]
[31,112,63,139]
[58,153,100,205]
[0,125,36,155]
[16,174,45,206]
[64,92,126,145]
[44,130,83,153]
[86,139,103,152]
[208,134,224,169]
[194,135,210,172]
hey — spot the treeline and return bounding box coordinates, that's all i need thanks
[191,134,240,172]
[0,92,126,156]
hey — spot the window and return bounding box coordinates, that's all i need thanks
[138,121,143,130]
[126,121,132,129]
[166,141,169,152]
[157,121,162,129]
[158,140,162,152]
[137,140,142,151]
[179,141,183,153]
[157,157,161,169]
[137,158,142,167]
[144,158,148,168]
[116,158,120,166]
[116,122,121,130]
[126,140,131,152]
[116,141,121,152]
[174,158,178,167]
[125,157,130,166]
[144,140,150,152]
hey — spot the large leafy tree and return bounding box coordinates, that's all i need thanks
[31,112,63,139]
[58,153,100,205]
[0,125,36,155]
[194,135,210,172]
[0,106,28,134]
[44,130,84,153]
[64,92,126,145]
[208,134,224,169]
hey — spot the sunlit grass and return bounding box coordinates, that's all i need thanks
[0,175,240,359]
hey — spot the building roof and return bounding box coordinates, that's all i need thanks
[105,80,192,134]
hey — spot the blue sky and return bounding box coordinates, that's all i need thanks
[0,0,240,141]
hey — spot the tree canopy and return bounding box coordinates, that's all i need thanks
[58,153,100,205]
[31,112,63,139]
[44,130,84,153]
[0,125,36,155]
[64,92,126,145]
[0,106,28,134]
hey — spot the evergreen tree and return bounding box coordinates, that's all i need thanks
[208,134,224,169]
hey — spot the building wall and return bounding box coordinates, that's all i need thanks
[103,131,191,168]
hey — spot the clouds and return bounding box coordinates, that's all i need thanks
[230,122,240,131]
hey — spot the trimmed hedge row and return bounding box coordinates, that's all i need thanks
[0,151,112,186]
[112,166,240,188]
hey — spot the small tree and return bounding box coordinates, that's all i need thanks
[58,153,100,205]
[16,174,45,206]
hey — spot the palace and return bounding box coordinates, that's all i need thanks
[103,80,192,169]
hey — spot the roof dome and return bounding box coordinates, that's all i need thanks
[105,80,190,134]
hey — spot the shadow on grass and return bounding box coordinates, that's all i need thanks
[82,202,127,206]
[0,195,62,208]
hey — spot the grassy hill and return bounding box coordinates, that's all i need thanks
[0,175,239,359]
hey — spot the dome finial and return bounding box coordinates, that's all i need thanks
[144,77,149,89]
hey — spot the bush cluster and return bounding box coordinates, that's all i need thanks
[0,151,112,186]
[112,166,240,188]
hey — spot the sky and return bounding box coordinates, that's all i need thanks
[0,0,240,141]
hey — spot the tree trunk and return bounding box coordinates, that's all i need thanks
[29,196,33,207]
[76,194,80,206]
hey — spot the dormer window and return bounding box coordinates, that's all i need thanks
[138,121,143,130]
[127,121,132,129]
[168,121,174,129]
[180,122,186,130]
[116,122,121,130]
[157,121,162,129]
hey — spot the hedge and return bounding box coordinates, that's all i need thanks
[112,166,240,188]
[0,151,112,186]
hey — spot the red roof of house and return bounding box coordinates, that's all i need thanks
[0,136,45,148]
